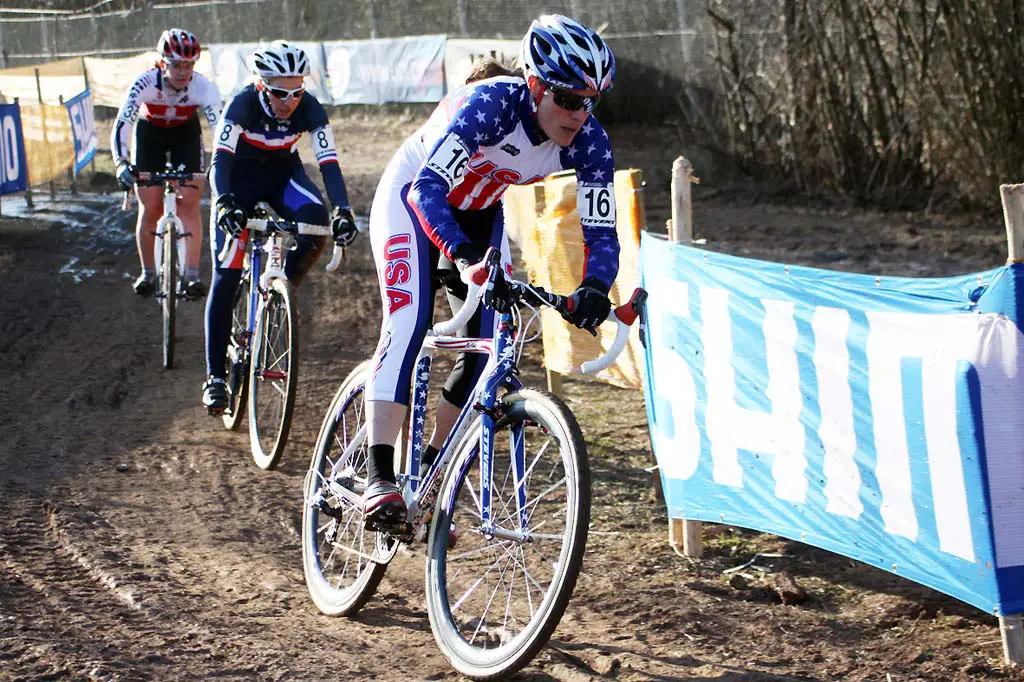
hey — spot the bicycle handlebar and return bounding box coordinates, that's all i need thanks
[431,248,648,375]
[215,217,343,275]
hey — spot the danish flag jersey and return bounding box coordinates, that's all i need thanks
[111,68,221,162]
[401,76,619,290]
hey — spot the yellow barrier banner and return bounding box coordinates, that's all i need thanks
[505,169,646,390]
[20,100,75,184]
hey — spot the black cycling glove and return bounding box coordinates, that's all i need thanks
[331,206,359,247]
[215,194,247,238]
[116,162,136,192]
[565,278,612,331]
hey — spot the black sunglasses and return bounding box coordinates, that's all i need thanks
[262,81,305,100]
[548,87,599,113]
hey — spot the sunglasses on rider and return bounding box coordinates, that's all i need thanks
[262,81,305,100]
[548,87,599,113]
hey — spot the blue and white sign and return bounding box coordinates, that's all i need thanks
[0,102,27,195]
[641,233,1024,616]
[65,88,97,176]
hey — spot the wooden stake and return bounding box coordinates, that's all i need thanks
[666,156,703,558]
[998,183,1024,668]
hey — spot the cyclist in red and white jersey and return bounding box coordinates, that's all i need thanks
[111,28,221,300]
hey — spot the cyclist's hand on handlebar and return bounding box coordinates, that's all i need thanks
[116,162,136,191]
[565,278,612,333]
[330,206,359,247]
[452,242,484,274]
[215,194,247,238]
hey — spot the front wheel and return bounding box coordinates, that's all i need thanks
[159,223,177,370]
[425,388,590,680]
[222,269,250,431]
[248,277,297,470]
[302,360,391,616]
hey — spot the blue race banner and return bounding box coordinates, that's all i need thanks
[0,102,27,195]
[641,233,1024,616]
[65,88,97,175]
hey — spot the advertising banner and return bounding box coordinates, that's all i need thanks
[641,235,1024,615]
[443,39,520,92]
[209,42,329,103]
[0,103,27,195]
[324,35,445,104]
[65,88,98,175]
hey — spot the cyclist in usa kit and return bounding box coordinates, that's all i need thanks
[112,28,221,299]
[361,15,619,528]
[200,40,358,412]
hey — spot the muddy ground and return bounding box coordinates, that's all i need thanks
[1,112,1021,682]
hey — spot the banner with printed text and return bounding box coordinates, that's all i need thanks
[323,35,445,105]
[641,234,1024,616]
[444,39,520,92]
[0,102,27,195]
[65,88,97,175]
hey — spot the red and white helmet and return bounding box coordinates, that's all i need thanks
[157,28,201,63]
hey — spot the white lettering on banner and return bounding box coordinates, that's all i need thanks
[866,312,975,560]
[648,280,700,479]
[652,282,980,560]
[702,289,805,494]
[812,307,862,520]
[2,115,19,185]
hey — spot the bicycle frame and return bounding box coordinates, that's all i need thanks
[153,181,186,288]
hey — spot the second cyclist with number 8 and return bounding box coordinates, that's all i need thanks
[202,40,359,412]
[362,14,621,527]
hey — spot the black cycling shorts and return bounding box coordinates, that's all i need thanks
[132,115,203,173]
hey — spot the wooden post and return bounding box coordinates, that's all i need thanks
[59,95,77,196]
[997,182,1024,669]
[1000,183,1024,263]
[1000,614,1024,669]
[16,97,32,209]
[666,156,703,558]
[81,56,95,174]
[34,69,55,201]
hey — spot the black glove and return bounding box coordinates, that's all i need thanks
[451,242,484,273]
[116,162,136,191]
[331,206,358,247]
[215,194,247,238]
[565,278,612,331]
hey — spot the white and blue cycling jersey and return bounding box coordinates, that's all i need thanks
[210,84,350,211]
[398,74,619,290]
[367,74,620,405]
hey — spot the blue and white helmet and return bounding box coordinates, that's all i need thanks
[250,41,310,79]
[520,15,615,93]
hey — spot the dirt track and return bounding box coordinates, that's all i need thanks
[1,115,1022,681]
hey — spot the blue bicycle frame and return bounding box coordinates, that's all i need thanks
[401,307,529,538]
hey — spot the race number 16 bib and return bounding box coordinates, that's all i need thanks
[425,133,472,190]
[577,182,616,228]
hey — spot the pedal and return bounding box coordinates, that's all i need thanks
[207,406,225,416]
[365,518,412,537]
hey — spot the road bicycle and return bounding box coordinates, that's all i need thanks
[217,206,343,470]
[123,162,204,369]
[301,248,647,679]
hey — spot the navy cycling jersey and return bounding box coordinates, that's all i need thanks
[404,76,619,290]
[210,84,350,209]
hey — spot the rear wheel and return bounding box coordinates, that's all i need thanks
[160,222,176,370]
[425,389,590,680]
[248,277,297,470]
[302,360,392,615]
[222,269,250,431]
